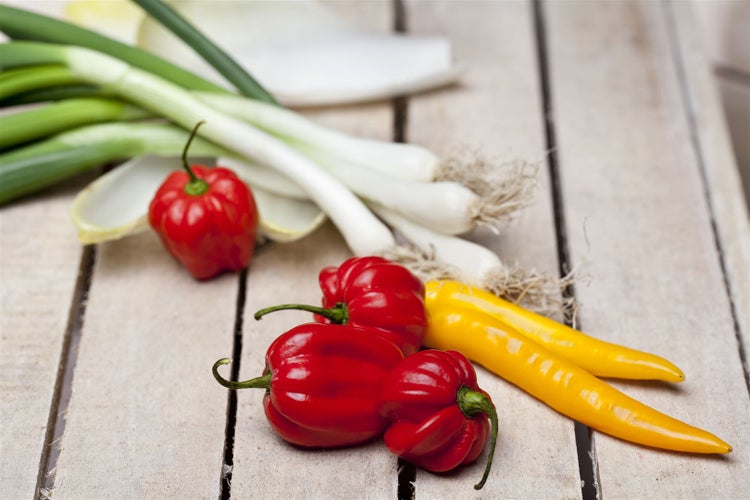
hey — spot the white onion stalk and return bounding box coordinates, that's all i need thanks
[374,205,572,315]
[195,91,539,235]
[13,41,395,255]
[195,92,439,181]
[216,155,308,201]
[300,149,481,235]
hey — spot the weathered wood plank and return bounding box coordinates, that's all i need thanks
[230,2,400,498]
[0,181,86,498]
[51,231,237,497]
[545,0,750,496]
[671,0,750,370]
[0,8,82,497]
[405,1,582,498]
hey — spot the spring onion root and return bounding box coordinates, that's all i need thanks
[375,206,575,316]
[436,151,540,229]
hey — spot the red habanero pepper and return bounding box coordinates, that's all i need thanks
[254,256,427,356]
[213,323,404,448]
[378,350,499,490]
[148,121,258,280]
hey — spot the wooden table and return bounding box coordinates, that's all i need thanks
[2,1,749,498]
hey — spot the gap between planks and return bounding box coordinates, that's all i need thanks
[35,245,97,500]
[220,2,415,499]
[532,1,600,498]
[26,2,625,498]
[392,2,417,498]
[662,0,750,396]
[218,268,249,500]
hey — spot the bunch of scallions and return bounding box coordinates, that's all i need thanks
[0,0,568,314]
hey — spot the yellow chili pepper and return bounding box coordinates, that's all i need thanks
[426,280,685,382]
[423,304,731,454]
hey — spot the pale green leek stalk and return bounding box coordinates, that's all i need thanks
[0,84,107,106]
[0,41,394,255]
[0,64,82,100]
[0,97,153,149]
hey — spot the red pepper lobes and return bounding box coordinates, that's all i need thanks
[213,323,404,448]
[378,349,499,490]
[148,121,258,280]
[254,256,427,356]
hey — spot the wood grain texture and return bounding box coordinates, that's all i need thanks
[2,1,747,498]
[405,1,582,498]
[230,2,399,498]
[0,182,85,498]
[545,0,750,496]
[716,75,750,207]
[671,0,750,369]
[51,231,238,498]
[692,0,750,74]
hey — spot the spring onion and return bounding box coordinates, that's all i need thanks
[0,3,569,312]
[0,84,109,106]
[0,64,82,100]
[194,92,531,235]
[0,41,394,255]
[194,92,439,181]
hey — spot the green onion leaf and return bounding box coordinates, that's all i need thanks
[0,3,226,93]
[132,0,278,104]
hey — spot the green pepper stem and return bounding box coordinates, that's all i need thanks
[254,302,349,324]
[457,385,499,491]
[212,358,271,390]
[181,120,209,196]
